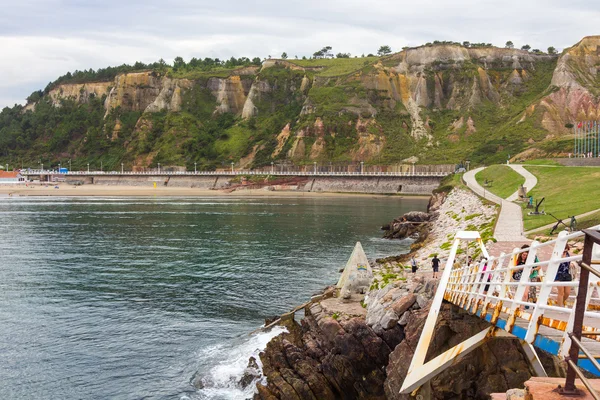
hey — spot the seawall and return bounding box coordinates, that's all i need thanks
[62,174,445,195]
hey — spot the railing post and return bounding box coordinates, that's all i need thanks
[563,231,597,394]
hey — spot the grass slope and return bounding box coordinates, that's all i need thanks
[523,166,600,230]
[475,165,525,199]
[287,57,380,77]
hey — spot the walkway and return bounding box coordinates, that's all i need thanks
[400,229,600,395]
[463,165,533,241]
[506,164,537,201]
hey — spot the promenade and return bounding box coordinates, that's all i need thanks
[463,164,537,242]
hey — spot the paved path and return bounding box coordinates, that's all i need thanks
[506,164,538,201]
[463,165,536,242]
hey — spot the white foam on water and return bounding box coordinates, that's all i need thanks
[190,326,287,400]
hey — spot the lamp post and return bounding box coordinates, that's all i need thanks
[101,161,103,172]
[58,163,61,173]
[68,159,71,171]
[271,161,274,174]
[121,163,124,174]
[158,163,160,173]
[360,161,364,174]
[41,163,43,172]
[194,162,197,174]
[87,163,90,173]
[313,161,317,174]
[411,162,415,175]
[231,162,234,173]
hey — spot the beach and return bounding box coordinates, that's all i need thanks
[0,183,428,198]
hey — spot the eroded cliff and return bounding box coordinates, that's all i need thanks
[5,37,598,170]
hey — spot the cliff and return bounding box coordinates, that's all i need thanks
[2,37,598,170]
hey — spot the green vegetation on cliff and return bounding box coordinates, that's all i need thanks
[0,41,579,171]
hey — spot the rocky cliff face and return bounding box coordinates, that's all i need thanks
[253,275,536,400]
[11,37,599,169]
[531,36,600,135]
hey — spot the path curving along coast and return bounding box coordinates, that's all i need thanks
[463,164,537,242]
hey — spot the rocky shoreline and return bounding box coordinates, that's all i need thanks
[248,187,551,399]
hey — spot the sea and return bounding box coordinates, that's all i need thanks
[0,195,428,399]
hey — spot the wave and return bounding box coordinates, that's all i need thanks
[189,326,286,400]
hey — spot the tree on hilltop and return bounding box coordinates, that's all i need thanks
[281,52,288,59]
[505,41,514,49]
[377,45,392,56]
[462,41,470,47]
[521,44,531,51]
[548,46,557,54]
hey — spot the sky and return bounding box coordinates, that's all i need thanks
[1,0,599,109]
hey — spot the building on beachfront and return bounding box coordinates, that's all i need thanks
[0,171,25,184]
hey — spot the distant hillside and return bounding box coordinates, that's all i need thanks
[1,37,598,171]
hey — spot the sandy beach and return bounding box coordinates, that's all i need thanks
[0,184,427,198]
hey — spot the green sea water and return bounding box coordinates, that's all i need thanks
[0,195,428,399]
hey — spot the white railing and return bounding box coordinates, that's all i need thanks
[21,170,449,177]
[401,227,600,394]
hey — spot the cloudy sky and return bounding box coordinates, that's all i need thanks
[1,0,598,108]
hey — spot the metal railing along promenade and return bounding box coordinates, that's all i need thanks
[401,227,600,396]
[22,169,449,177]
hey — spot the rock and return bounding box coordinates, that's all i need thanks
[384,303,533,400]
[239,356,261,388]
[380,310,399,330]
[416,294,430,309]
[398,311,410,326]
[391,294,416,315]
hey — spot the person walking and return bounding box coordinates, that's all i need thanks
[411,256,418,274]
[431,255,440,279]
[555,245,574,307]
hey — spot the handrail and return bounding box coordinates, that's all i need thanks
[562,229,600,395]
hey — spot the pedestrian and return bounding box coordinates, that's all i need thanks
[431,254,440,279]
[555,245,574,307]
[411,256,418,274]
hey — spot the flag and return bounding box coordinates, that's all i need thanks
[578,121,583,128]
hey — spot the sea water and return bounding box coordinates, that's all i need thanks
[0,195,427,399]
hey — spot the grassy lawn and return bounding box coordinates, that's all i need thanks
[529,210,600,237]
[523,166,600,230]
[287,57,379,77]
[475,165,525,199]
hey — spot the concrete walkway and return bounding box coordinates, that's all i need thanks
[506,164,538,202]
[463,165,536,242]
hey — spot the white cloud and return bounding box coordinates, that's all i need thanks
[0,0,599,108]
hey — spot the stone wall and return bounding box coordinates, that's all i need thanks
[556,157,600,166]
[64,174,443,194]
[304,176,443,195]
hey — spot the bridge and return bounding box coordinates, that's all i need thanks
[401,227,600,397]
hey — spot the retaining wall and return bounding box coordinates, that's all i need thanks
[302,176,443,195]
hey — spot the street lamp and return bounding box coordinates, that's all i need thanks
[87,163,90,173]
[101,161,103,172]
[360,161,364,174]
[121,163,124,174]
[231,162,234,173]
[158,163,161,173]
[41,163,43,171]
[58,163,61,173]
[194,162,197,174]
[313,161,317,174]
[68,159,71,171]
[271,161,274,174]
